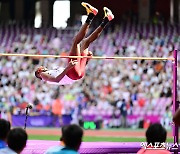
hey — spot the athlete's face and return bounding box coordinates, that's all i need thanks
[35,66,48,80]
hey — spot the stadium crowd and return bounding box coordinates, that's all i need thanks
[0,21,179,128]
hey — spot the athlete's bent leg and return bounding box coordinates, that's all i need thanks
[67,3,98,80]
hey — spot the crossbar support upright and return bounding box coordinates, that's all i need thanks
[173,49,178,154]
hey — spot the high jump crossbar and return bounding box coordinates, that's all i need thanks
[0,53,175,61]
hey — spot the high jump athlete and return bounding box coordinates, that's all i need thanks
[35,2,114,85]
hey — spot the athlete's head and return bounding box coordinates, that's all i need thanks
[35,66,48,80]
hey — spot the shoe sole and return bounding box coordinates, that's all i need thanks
[103,7,114,21]
[82,2,98,15]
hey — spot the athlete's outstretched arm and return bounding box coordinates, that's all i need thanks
[40,60,77,83]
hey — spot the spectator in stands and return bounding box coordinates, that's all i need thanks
[52,93,63,127]
[137,123,170,154]
[160,106,172,130]
[0,127,28,154]
[0,108,12,125]
[117,99,127,128]
[0,119,11,149]
[45,124,83,154]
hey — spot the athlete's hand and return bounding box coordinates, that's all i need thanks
[88,51,93,57]
[67,59,78,70]
[86,51,93,65]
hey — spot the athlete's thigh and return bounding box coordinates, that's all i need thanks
[69,43,81,56]
[68,43,81,64]
[79,38,89,53]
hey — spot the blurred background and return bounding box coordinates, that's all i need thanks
[0,0,179,130]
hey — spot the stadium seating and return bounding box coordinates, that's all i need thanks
[0,22,179,128]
